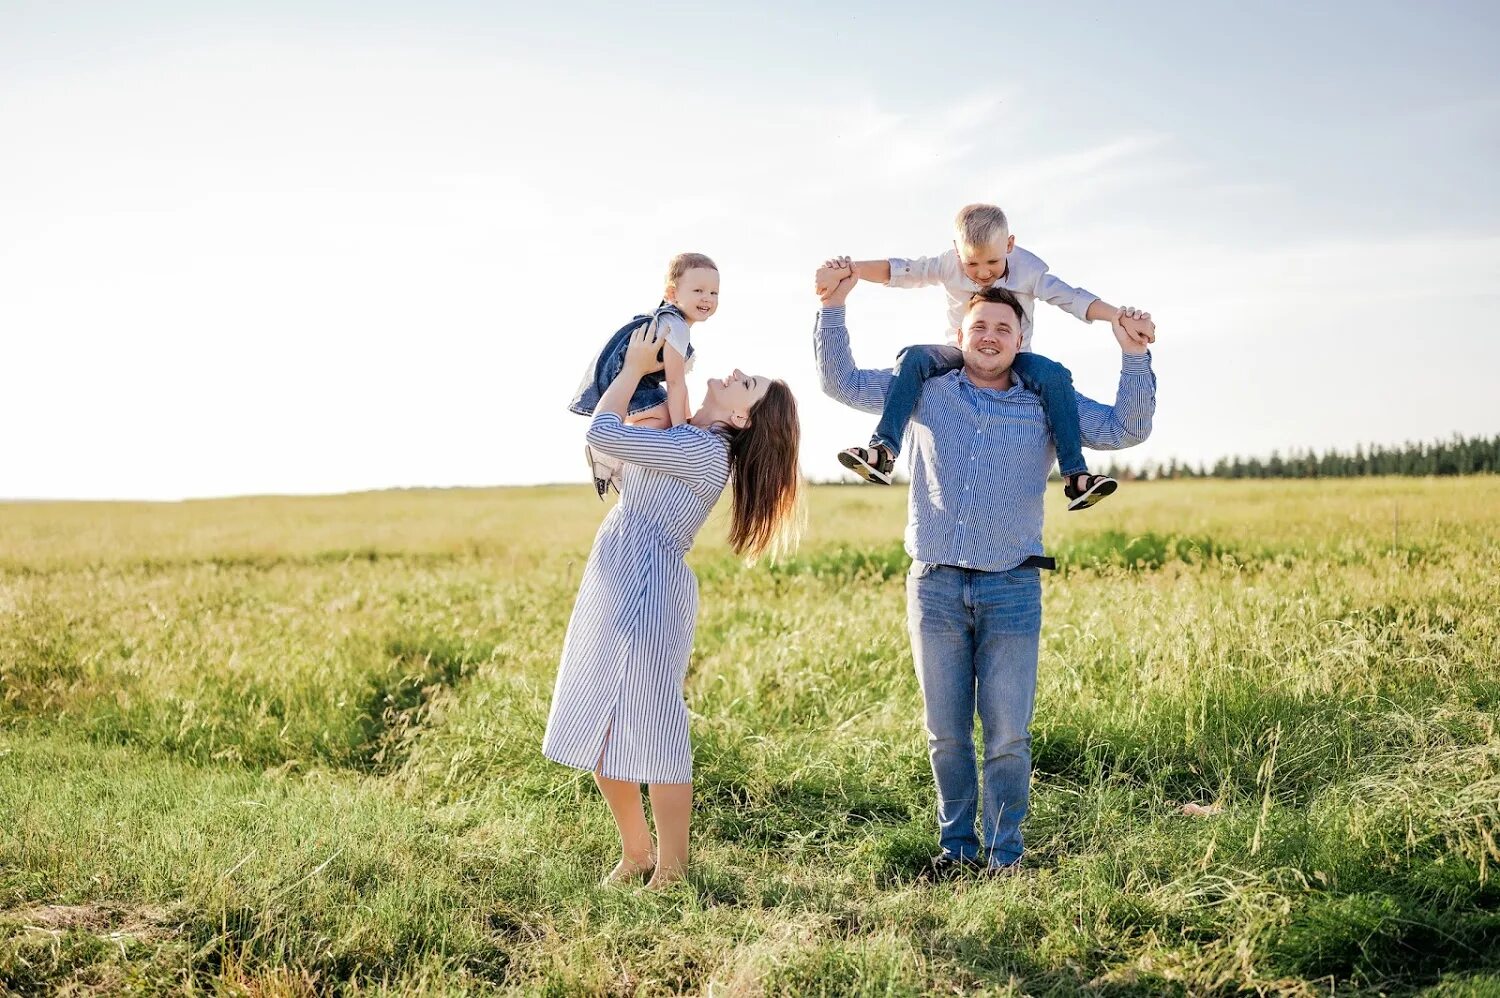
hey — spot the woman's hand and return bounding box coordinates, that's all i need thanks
[621,319,668,377]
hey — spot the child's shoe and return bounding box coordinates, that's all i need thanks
[837,443,895,485]
[585,445,622,501]
[1064,473,1118,511]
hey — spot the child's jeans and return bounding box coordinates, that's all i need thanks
[872,345,1088,478]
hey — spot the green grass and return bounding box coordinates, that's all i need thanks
[2,478,1498,995]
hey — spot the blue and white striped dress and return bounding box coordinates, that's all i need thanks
[542,412,731,784]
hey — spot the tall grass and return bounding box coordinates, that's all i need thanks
[2,478,1497,995]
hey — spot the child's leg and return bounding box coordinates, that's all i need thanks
[625,403,670,430]
[872,344,965,454]
[646,781,693,889]
[1010,353,1087,479]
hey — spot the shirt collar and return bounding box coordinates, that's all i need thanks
[954,367,1032,398]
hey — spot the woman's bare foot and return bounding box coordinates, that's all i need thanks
[645,862,686,890]
[602,852,655,887]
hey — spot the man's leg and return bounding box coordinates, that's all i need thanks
[971,566,1043,867]
[872,345,965,454]
[1010,352,1087,479]
[907,564,982,862]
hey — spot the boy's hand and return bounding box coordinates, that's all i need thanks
[815,257,853,300]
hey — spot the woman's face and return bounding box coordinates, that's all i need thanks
[705,369,770,418]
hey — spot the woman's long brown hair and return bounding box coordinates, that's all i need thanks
[721,380,803,560]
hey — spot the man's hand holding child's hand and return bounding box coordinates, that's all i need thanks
[817,257,858,307]
[1115,307,1156,348]
[815,257,854,302]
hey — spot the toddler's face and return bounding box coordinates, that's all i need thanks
[956,238,1015,286]
[667,267,720,323]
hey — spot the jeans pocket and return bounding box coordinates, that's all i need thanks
[909,559,938,580]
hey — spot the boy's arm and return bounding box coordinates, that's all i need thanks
[849,259,892,283]
[1036,270,1155,346]
[663,344,690,426]
[815,251,956,298]
[815,258,891,298]
[885,249,957,289]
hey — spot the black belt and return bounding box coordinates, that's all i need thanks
[1018,555,1056,571]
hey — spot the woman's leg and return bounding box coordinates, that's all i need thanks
[646,782,693,888]
[593,771,656,882]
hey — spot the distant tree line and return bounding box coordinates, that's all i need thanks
[1093,433,1500,481]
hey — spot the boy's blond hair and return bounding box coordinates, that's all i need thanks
[954,204,1009,249]
[665,252,718,290]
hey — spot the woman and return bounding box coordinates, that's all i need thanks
[542,322,802,889]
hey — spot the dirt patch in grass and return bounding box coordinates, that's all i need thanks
[2,901,175,941]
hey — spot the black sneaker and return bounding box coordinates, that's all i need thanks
[983,859,1023,878]
[837,443,896,485]
[1064,473,1118,511]
[919,853,985,880]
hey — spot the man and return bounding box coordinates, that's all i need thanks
[814,267,1156,872]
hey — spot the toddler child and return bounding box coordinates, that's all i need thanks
[569,252,720,497]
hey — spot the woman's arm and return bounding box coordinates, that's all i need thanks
[587,323,723,483]
[593,321,664,420]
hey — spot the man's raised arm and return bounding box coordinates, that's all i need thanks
[1075,315,1158,450]
[813,267,893,416]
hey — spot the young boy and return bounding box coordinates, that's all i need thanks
[816,204,1154,509]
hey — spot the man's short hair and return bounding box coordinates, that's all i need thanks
[954,203,1009,248]
[965,286,1025,324]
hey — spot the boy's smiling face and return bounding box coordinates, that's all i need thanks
[666,266,720,323]
[955,236,1016,286]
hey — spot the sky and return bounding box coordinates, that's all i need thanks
[3,0,1498,500]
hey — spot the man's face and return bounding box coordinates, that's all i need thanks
[959,301,1023,380]
[956,236,1016,286]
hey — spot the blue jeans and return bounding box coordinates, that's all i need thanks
[872,345,1088,477]
[906,561,1042,866]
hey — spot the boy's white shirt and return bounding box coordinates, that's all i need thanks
[657,311,695,373]
[886,245,1098,350]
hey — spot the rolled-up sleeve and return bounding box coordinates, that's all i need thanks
[886,249,956,290]
[813,306,893,416]
[1075,352,1156,449]
[1034,271,1099,323]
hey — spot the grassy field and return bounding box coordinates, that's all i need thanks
[2,478,1498,996]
